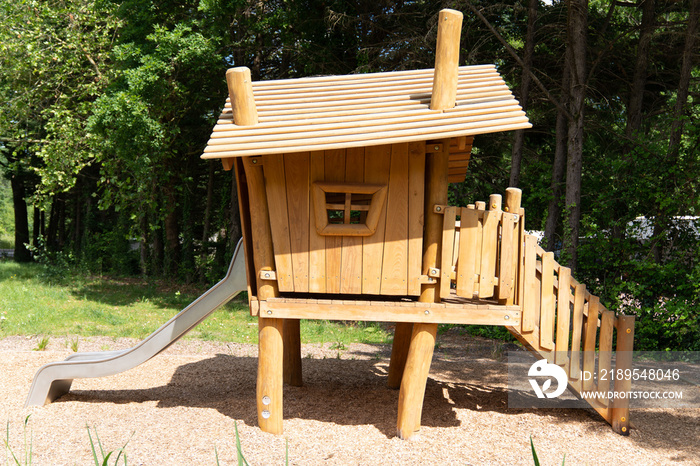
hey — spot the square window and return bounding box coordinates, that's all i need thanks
[312,182,388,236]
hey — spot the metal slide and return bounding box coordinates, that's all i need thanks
[25,239,248,407]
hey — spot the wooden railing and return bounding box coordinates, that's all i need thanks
[439,188,635,435]
[513,236,635,435]
[439,189,524,303]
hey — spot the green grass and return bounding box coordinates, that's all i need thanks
[0,261,390,346]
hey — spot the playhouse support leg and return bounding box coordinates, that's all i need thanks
[283,319,303,386]
[387,322,414,389]
[612,315,635,435]
[396,322,437,439]
[257,316,284,435]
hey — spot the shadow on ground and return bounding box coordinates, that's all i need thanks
[57,350,672,442]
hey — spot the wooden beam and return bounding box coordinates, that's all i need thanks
[259,299,520,326]
[226,67,258,126]
[430,9,464,110]
[612,315,635,435]
[397,323,437,439]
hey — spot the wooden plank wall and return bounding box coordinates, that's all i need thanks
[262,142,425,296]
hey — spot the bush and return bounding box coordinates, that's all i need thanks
[577,221,700,351]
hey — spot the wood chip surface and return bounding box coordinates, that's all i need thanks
[1,331,697,465]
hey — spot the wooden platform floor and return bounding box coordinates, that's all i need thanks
[253,290,521,326]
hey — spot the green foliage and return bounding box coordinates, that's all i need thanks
[1,0,698,350]
[0,177,14,248]
[230,422,288,466]
[86,425,131,466]
[530,435,565,466]
[4,416,33,466]
[578,219,700,351]
[0,262,391,346]
[32,336,50,352]
[233,422,249,466]
[438,324,516,343]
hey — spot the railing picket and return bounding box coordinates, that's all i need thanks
[521,235,538,332]
[478,196,500,298]
[582,295,600,392]
[569,283,586,379]
[498,212,516,300]
[456,207,479,297]
[597,310,615,403]
[555,266,571,365]
[440,206,457,298]
[539,251,555,350]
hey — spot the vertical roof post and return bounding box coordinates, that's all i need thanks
[226,67,259,126]
[430,9,464,111]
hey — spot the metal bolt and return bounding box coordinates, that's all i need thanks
[267,310,272,315]
[435,206,442,212]
[424,310,430,315]
[261,410,271,419]
[264,272,270,278]
[252,159,258,164]
[262,396,271,406]
[434,145,440,151]
[621,426,627,433]
[621,416,626,422]
[504,315,510,320]
[626,328,631,334]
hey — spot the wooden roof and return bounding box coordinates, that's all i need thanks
[201,64,530,160]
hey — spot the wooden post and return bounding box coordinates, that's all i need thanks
[430,9,464,111]
[226,67,258,126]
[396,141,449,439]
[396,323,438,439]
[283,319,303,387]
[229,68,302,391]
[243,157,284,434]
[420,143,450,304]
[500,188,522,305]
[387,322,414,389]
[257,317,284,435]
[612,315,635,435]
[503,187,522,214]
[243,158,278,301]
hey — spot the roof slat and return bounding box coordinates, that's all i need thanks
[203,115,530,157]
[202,64,531,159]
[208,107,525,141]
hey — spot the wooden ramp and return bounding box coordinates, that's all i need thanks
[439,188,635,435]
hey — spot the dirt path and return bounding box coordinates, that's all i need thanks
[1,332,698,465]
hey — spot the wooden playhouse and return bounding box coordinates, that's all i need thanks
[202,9,635,439]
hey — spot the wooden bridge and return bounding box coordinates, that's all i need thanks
[435,188,635,435]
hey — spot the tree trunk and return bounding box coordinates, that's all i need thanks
[564,0,588,271]
[667,0,699,164]
[10,173,31,262]
[72,177,82,253]
[47,197,59,250]
[544,80,570,251]
[651,0,699,262]
[164,184,180,278]
[509,0,538,188]
[625,0,656,141]
[32,207,42,247]
[199,160,215,282]
[139,214,148,276]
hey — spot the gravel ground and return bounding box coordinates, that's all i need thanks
[1,331,698,465]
